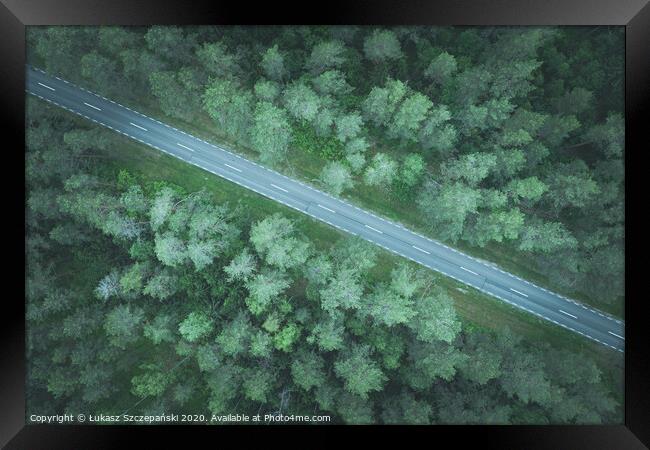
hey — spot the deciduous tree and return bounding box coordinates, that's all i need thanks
[363,29,403,63]
[245,270,290,315]
[250,101,292,165]
[320,161,353,195]
[424,51,457,84]
[334,344,386,399]
[197,41,240,78]
[291,350,327,391]
[202,78,254,142]
[261,44,287,81]
[363,153,397,188]
[178,311,214,342]
[104,304,145,349]
[305,40,346,75]
[250,214,311,270]
[408,287,461,344]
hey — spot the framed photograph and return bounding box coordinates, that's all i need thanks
[2,0,647,448]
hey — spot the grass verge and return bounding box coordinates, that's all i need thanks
[83,88,624,317]
[81,111,622,403]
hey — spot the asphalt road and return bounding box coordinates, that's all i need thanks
[26,66,625,352]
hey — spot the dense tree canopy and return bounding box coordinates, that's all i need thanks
[26,24,623,425]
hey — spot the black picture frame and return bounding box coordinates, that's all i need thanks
[2,0,647,448]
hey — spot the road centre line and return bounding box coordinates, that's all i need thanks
[510,288,529,298]
[129,122,148,131]
[67,86,609,320]
[365,225,383,234]
[460,266,479,276]
[412,245,430,255]
[26,71,625,351]
[177,143,195,152]
[270,183,288,193]
[37,82,55,91]
[608,331,624,340]
[83,102,101,111]
[318,204,336,213]
[224,163,242,173]
[559,310,578,319]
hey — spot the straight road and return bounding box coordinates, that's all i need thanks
[26,66,625,352]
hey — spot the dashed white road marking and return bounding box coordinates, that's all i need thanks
[27,69,627,353]
[365,225,383,234]
[559,310,578,319]
[608,331,624,340]
[37,82,55,91]
[129,122,148,131]
[460,266,478,276]
[83,102,101,111]
[224,163,242,173]
[176,143,194,152]
[412,245,430,255]
[510,288,529,298]
[318,204,336,213]
[270,183,288,193]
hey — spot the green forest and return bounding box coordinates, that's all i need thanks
[26,26,624,424]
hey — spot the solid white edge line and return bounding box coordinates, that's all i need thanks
[224,163,242,173]
[37,82,55,91]
[28,72,626,353]
[177,143,194,152]
[510,288,529,298]
[608,331,624,340]
[460,266,478,276]
[270,183,288,193]
[129,122,148,131]
[83,102,101,111]
[412,245,430,255]
[559,310,578,319]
